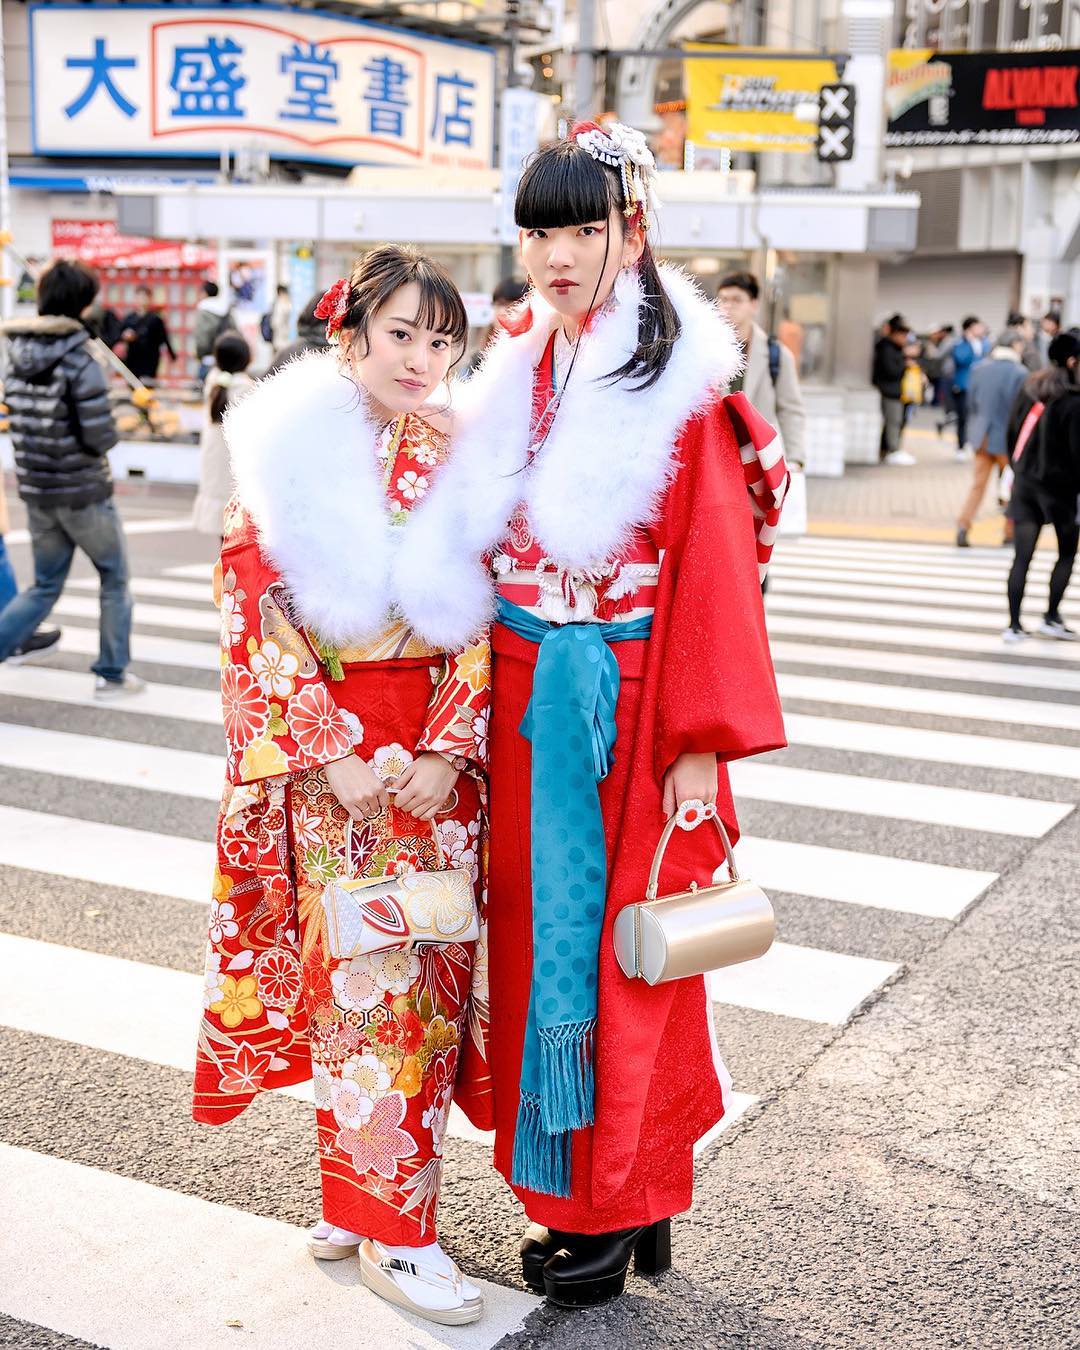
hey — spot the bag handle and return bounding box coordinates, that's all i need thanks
[645,799,739,901]
[385,785,447,867]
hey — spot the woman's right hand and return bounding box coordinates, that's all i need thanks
[323,754,391,823]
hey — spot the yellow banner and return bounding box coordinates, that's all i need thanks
[685,47,838,153]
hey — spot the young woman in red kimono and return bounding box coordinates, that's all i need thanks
[191,246,495,1326]
[423,122,788,1307]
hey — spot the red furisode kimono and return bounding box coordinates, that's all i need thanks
[430,265,788,1232]
[192,352,494,1246]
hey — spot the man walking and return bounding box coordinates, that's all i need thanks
[0,259,144,696]
[956,328,1028,548]
[120,285,175,381]
[717,271,806,465]
[951,315,988,457]
[873,314,914,465]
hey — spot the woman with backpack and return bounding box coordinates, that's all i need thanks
[1002,332,1080,643]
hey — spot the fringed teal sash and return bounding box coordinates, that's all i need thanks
[496,596,653,1197]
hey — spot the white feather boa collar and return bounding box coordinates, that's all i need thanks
[428,264,743,574]
[225,350,491,652]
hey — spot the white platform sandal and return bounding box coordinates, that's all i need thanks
[357,1239,484,1326]
[308,1220,364,1261]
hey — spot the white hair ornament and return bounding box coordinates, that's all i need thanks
[574,122,661,230]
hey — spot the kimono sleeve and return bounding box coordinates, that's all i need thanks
[652,403,787,779]
[218,528,363,786]
[415,635,490,775]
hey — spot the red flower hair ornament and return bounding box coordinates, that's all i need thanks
[314,276,352,343]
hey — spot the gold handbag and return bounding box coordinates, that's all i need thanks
[613,799,775,986]
[320,801,478,959]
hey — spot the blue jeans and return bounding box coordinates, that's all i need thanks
[0,534,16,610]
[0,498,133,680]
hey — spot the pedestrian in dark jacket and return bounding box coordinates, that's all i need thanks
[873,314,913,464]
[120,285,175,381]
[262,292,331,376]
[0,259,144,695]
[1001,333,1080,642]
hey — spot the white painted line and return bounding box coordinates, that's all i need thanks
[777,670,1080,732]
[771,558,1051,592]
[0,1144,538,1350]
[0,806,214,903]
[57,624,219,672]
[710,941,899,1024]
[767,592,1076,635]
[784,711,1080,781]
[0,722,223,801]
[782,536,1044,563]
[0,664,220,723]
[52,593,218,633]
[736,834,997,920]
[165,562,216,580]
[3,517,194,546]
[729,760,1070,838]
[769,638,1080,694]
[69,576,213,604]
[767,611,1080,663]
[774,575,1012,612]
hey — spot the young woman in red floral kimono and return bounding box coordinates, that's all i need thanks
[191,245,495,1326]
[422,123,789,1307]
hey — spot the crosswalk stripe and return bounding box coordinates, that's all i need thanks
[0,1143,539,1349]
[52,593,219,633]
[0,806,214,903]
[772,558,1051,592]
[709,941,899,1024]
[69,576,213,604]
[770,639,1080,694]
[737,834,996,920]
[774,575,1025,612]
[3,517,195,546]
[164,562,216,580]
[0,722,223,800]
[767,611,1080,662]
[776,670,1080,732]
[784,711,1080,780]
[0,664,220,723]
[729,761,1070,837]
[768,591,1074,635]
[783,537,1036,564]
[58,624,219,671]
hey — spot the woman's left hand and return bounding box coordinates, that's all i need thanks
[662,751,718,819]
[392,751,460,821]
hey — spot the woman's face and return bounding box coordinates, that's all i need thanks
[346,281,457,417]
[519,206,644,326]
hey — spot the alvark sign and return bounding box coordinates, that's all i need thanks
[886,48,1080,147]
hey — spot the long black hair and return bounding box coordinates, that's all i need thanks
[340,244,468,367]
[208,330,251,424]
[514,123,680,390]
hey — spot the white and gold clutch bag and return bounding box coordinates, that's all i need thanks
[613,799,774,986]
[320,814,478,959]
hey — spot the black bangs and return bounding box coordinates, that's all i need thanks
[515,142,618,229]
[410,261,468,350]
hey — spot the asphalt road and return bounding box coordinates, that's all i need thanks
[0,484,1078,1349]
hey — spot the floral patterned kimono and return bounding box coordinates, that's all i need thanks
[192,352,493,1247]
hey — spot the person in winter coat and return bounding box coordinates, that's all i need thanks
[951,315,989,453]
[717,271,806,466]
[956,329,1028,547]
[119,285,175,381]
[263,292,331,375]
[1001,332,1080,642]
[873,314,913,464]
[0,259,143,695]
[194,281,235,379]
[192,331,254,539]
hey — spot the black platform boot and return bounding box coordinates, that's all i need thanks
[540,1219,672,1308]
[520,1224,575,1293]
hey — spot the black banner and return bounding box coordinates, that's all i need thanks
[886,48,1080,148]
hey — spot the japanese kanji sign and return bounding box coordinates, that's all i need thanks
[30,3,495,170]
